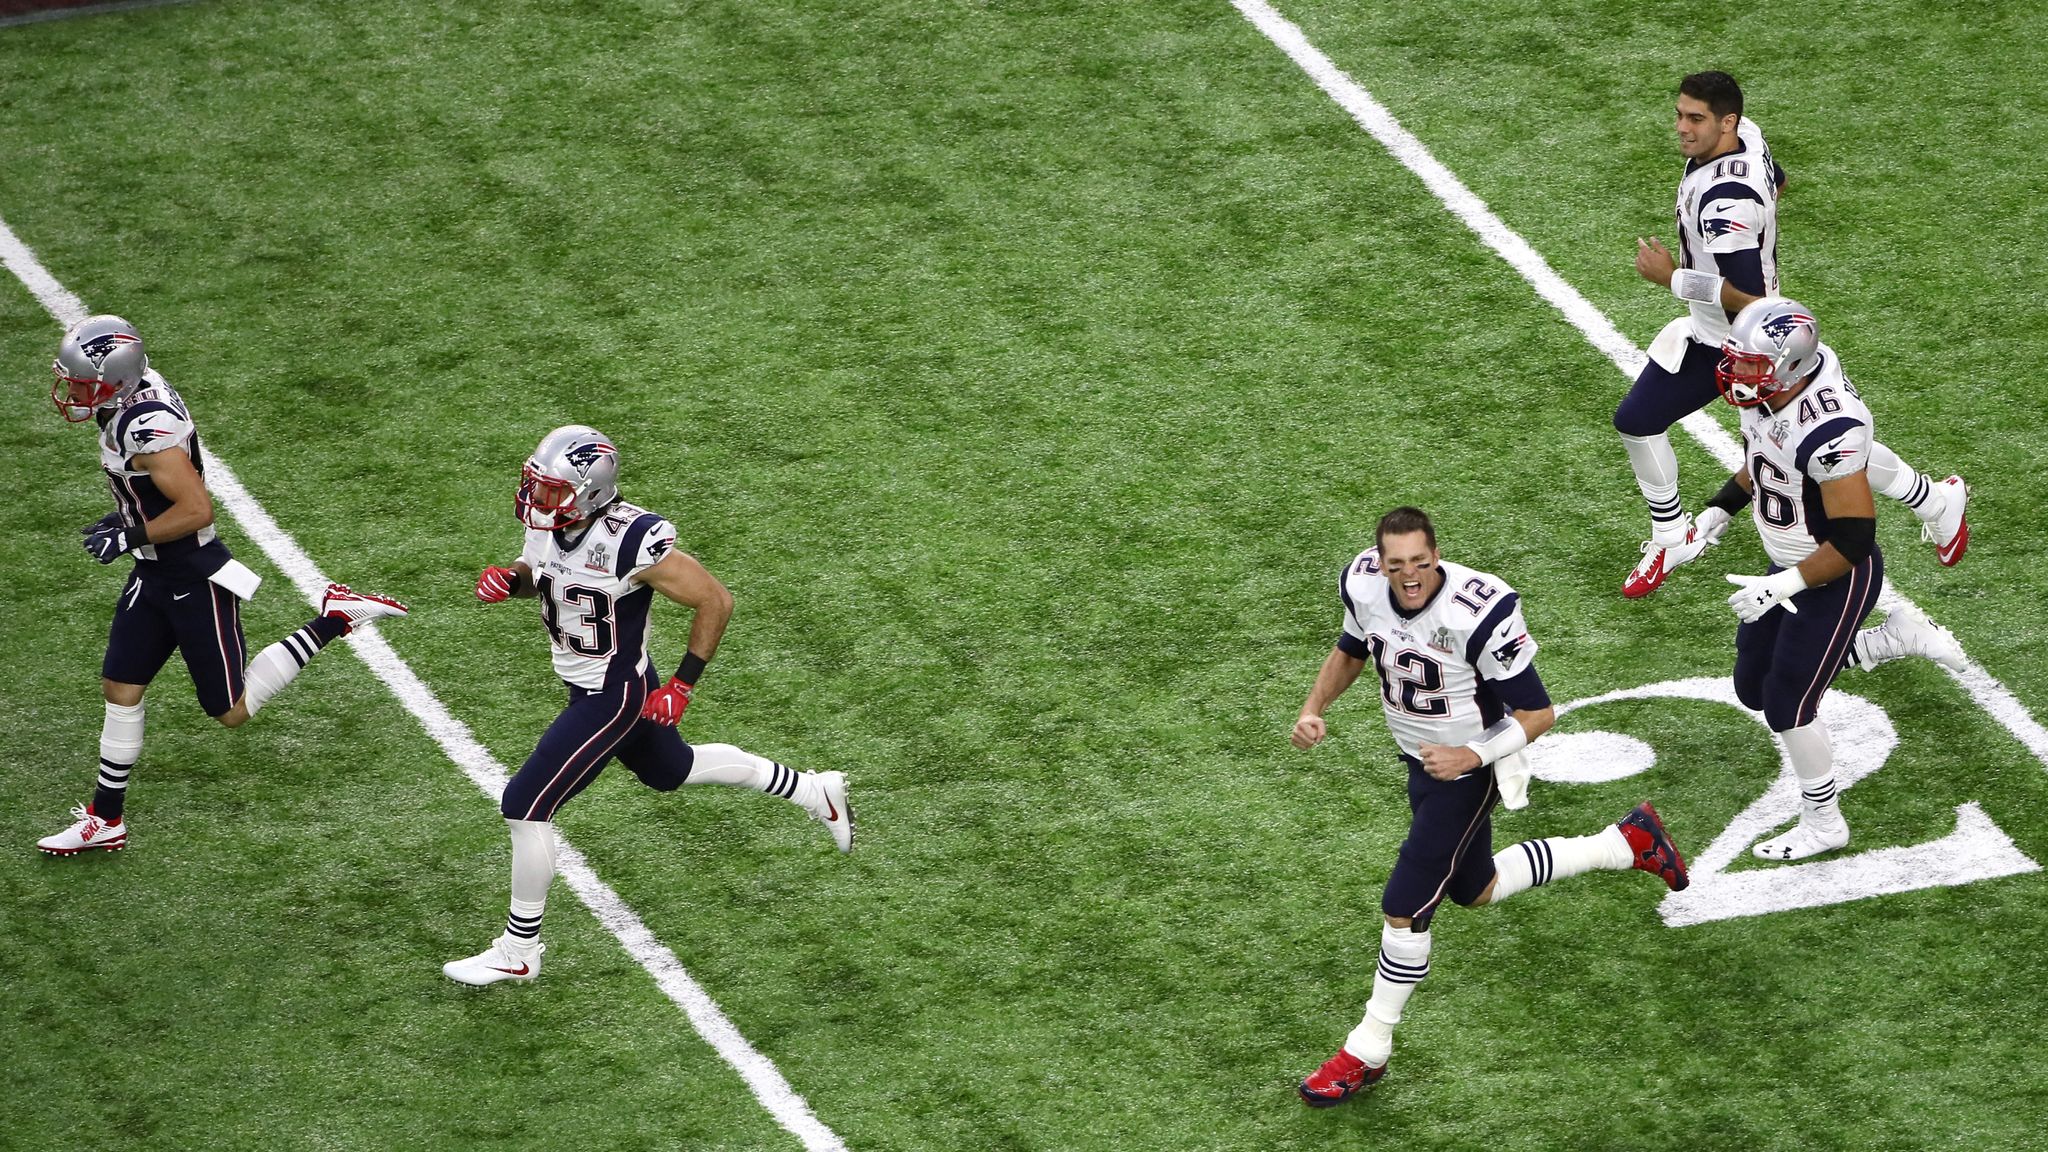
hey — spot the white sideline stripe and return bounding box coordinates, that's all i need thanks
[1229,0,2048,772]
[0,214,847,1152]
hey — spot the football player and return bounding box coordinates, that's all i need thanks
[37,315,409,856]
[444,425,853,987]
[1292,507,1689,1106]
[1701,299,1963,861]
[1618,71,1966,597]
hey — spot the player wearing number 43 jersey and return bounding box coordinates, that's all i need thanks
[1291,507,1689,1106]
[1618,71,1966,597]
[444,425,852,988]
[37,315,408,858]
[1698,299,1965,863]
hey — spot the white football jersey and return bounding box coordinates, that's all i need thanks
[1738,343,1873,568]
[520,501,680,690]
[99,369,224,568]
[1339,550,1539,759]
[1677,117,1782,346]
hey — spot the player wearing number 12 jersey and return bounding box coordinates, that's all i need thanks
[1291,508,1689,1106]
[443,425,852,987]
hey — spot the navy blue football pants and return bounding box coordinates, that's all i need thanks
[102,565,247,718]
[1613,335,1723,437]
[1382,758,1500,931]
[500,669,699,822]
[1734,552,1884,732]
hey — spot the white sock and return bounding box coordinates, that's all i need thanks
[505,818,557,950]
[92,700,145,821]
[686,743,802,801]
[1779,723,1843,827]
[1621,433,1687,542]
[1866,441,1944,524]
[1487,826,1633,904]
[242,620,343,716]
[1345,922,1431,1067]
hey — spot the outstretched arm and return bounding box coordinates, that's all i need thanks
[636,550,734,666]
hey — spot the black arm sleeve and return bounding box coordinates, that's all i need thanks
[1487,665,1551,713]
[1707,472,1754,514]
[1715,246,1768,299]
[1825,516,1877,566]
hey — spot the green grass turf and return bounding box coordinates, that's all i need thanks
[2,1,2045,1149]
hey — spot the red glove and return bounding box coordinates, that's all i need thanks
[476,566,518,603]
[641,677,693,726]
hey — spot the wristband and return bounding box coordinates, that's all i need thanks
[1707,473,1754,514]
[1671,268,1725,305]
[675,652,708,687]
[1463,717,1529,768]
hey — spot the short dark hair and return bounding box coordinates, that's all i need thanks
[1680,71,1744,122]
[1376,506,1436,551]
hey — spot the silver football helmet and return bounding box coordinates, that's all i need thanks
[51,314,149,422]
[517,425,621,530]
[1717,297,1821,408]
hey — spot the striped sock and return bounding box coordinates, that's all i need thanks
[90,700,145,823]
[506,899,545,946]
[1346,923,1432,1067]
[1487,827,1633,904]
[243,617,348,716]
[684,744,801,800]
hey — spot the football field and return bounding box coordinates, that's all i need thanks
[3,2,2046,1149]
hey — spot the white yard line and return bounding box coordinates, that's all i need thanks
[1,214,847,1152]
[1230,0,2048,771]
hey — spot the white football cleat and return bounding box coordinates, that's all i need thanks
[321,582,410,631]
[801,770,854,853]
[443,934,543,986]
[1623,520,1711,599]
[1922,475,1969,566]
[1859,594,1966,668]
[1752,816,1850,862]
[36,804,127,856]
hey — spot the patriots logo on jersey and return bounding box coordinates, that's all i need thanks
[1491,634,1528,666]
[648,536,674,561]
[1701,217,1750,239]
[1817,439,1859,471]
[564,442,616,470]
[130,424,174,445]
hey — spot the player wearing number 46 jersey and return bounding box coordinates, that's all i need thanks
[1291,507,1689,1106]
[444,425,852,988]
[1618,71,1966,597]
[1697,299,1965,863]
[37,315,408,858]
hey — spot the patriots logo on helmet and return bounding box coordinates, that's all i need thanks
[1760,312,1815,343]
[78,331,140,368]
[563,442,616,471]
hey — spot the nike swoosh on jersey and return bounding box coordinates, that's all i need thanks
[172,592,191,600]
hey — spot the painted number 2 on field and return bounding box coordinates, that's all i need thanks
[1524,677,2039,927]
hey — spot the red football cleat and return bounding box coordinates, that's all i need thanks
[1622,525,1709,599]
[1618,802,1689,891]
[1925,475,1968,567]
[1299,1047,1386,1107]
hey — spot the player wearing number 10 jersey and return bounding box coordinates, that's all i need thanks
[1291,508,1689,1106]
[443,425,852,988]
